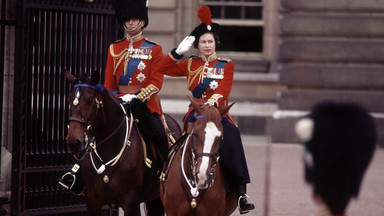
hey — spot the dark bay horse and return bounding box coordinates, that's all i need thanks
[160,97,237,216]
[65,71,181,216]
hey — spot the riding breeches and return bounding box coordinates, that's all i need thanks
[219,117,251,185]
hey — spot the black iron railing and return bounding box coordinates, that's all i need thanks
[11,0,119,215]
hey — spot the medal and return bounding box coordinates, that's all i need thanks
[136,61,146,83]
[206,67,224,79]
[209,80,218,90]
[129,47,152,60]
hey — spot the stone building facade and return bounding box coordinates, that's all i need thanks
[146,0,383,146]
[269,0,384,146]
[1,0,383,213]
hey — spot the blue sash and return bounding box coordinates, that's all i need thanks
[118,41,155,86]
[192,60,226,98]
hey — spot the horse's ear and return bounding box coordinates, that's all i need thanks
[187,95,203,114]
[219,102,235,116]
[91,70,100,85]
[80,73,88,82]
[65,69,77,83]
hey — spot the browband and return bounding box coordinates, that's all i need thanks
[74,84,104,93]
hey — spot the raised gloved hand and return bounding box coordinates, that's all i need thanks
[120,94,137,104]
[175,36,195,55]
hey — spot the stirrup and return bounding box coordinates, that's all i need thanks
[238,194,255,214]
[59,172,76,190]
[58,164,84,195]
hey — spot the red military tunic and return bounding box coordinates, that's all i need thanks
[104,35,164,115]
[159,49,251,185]
[158,50,235,130]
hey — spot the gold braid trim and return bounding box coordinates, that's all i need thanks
[169,52,180,62]
[137,84,159,102]
[187,58,205,89]
[207,94,223,107]
[109,44,130,76]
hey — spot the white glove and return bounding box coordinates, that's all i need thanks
[175,36,195,55]
[120,94,137,103]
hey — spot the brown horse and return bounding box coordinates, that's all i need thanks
[65,71,181,216]
[160,97,237,216]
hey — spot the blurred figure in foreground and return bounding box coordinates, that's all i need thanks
[295,101,376,216]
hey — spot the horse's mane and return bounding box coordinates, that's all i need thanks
[77,72,122,110]
[102,87,123,109]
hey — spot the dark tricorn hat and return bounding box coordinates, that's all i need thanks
[190,6,220,48]
[295,101,376,214]
[113,0,149,28]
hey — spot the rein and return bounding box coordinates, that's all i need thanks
[181,132,200,197]
[69,83,132,174]
[90,104,132,174]
[180,114,220,199]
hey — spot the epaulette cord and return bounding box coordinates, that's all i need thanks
[190,54,200,59]
[217,57,232,62]
[144,38,159,45]
[111,37,125,44]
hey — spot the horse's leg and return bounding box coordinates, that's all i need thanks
[85,200,103,216]
[121,197,141,216]
[121,205,141,216]
[144,197,164,216]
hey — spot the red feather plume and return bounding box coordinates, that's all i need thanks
[197,6,212,26]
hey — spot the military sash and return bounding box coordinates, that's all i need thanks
[192,60,226,98]
[118,41,154,86]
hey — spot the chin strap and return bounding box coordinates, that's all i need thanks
[124,21,143,34]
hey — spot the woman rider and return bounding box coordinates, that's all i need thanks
[157,6,255,215]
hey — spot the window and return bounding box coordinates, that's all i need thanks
[202,0,263,53]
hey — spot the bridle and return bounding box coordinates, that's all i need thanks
[69,84,104,127]
[68,83,104,160]
[68,83,131,174]
[181,115,221,198]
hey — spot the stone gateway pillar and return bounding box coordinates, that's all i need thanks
[269,0,384,147]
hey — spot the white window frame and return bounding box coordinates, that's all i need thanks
[201,0,264,56]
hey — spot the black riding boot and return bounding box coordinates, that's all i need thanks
[130,98,169,161]
[236,184,255,214]
[58,163,84,195]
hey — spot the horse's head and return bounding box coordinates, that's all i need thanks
[188,96,233,190]
[65,71,104,160]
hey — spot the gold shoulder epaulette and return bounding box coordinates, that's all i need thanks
[217,57,232,62]
[190,54,200,59]
[111,37,125,45]
[144,38,159,45]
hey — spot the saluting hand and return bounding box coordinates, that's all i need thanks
[175,36,195,55]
